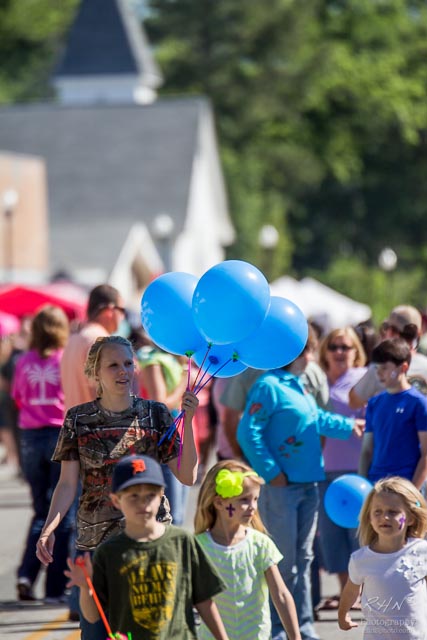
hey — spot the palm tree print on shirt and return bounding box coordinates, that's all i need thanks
[23,362,61,405]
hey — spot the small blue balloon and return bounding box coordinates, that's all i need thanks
[141,272,206,356]
[192,260,271,344]
[324,474,373,529]
[192,343,248,379]
[234,296,308,369]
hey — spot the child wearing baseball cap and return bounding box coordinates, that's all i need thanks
[65,455,229,640]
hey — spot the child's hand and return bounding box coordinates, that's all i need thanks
[181,390,199,419]
[64,553,93,589]
[338,612,358,630]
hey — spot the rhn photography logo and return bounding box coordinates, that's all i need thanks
[357,592,424,636]
[363,617,421,635]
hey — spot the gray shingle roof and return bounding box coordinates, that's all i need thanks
[0,97,206,273]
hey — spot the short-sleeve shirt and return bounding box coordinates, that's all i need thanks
[11,349,65,428]
[365,387,427,482]
[93,527,225,640]
[196,528,283,640]
[52,397,178,549]
[349,539,427,639]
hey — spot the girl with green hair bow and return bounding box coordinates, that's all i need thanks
[194,460,301,640]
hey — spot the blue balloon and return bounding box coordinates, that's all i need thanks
[234,296,308,369]
[192,260,271,344]
[324,474,373,529]
[141,272,206,356]
[192,343,248,379]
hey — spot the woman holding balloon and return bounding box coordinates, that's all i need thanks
[36,335,199,640]
[237,328,364,640]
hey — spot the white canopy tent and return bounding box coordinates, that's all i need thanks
[269,276,371,332]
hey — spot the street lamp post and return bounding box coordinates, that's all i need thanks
[2,189,19,283]
[378,247,398,309]
[152,213,175,272]
[258,224,279,281]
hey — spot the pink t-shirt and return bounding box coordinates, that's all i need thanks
[11,349,65,429]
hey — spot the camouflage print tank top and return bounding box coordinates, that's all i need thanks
[52,397,179,549]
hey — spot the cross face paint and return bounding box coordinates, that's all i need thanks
[226,504,236,517]
[218,480,260,525]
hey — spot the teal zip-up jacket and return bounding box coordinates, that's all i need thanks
[237,368,354,483]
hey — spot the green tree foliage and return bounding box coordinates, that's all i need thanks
[145,0,427,311]
[1,0,427,314]
[0,0,79,103]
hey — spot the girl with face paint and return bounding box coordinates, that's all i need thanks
[194,460,301,640]
[338,476,427,638]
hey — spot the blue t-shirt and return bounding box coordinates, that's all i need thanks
[365,387,427,482]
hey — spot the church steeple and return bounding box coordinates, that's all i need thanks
[53,0,162,105]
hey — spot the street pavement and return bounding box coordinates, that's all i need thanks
[0,456,364,640]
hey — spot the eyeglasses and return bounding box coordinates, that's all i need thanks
[327,344,354,352]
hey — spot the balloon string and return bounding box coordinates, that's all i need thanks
[75,558,114,638]
[167,414,183,454]
[159,352,232,450]
[193,366,212,394]
[186,357,191,391]
[192,344,212,391]
[158,411,184,446]
[195,359,233,393]
[178,419,185,469]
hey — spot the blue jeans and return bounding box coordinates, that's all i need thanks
[259,482,320,640]
[161,464,189,526]
[18,427,73,598]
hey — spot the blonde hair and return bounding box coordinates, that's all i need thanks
[84,335,134,397]
[358,476,427,546]
[194,460,266,534]
[319,327,367,371]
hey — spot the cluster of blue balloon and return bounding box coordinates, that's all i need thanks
[140,260,309,380]
[324,474,373,529]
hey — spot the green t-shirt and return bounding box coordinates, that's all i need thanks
[92,527,226,639]
[137,347,183,395]
[196,528,283,640]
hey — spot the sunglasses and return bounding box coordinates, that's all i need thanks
[113,305,126,315]
[327,344,354,352]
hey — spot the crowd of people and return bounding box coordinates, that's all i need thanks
[1,288,427,639]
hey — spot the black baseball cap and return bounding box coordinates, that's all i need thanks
[112,455,165,493]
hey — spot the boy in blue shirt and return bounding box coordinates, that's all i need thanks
[359,338,427,490]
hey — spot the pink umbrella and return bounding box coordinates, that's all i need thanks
[0,310,20,336]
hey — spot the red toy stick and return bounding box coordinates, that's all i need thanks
[75,557,115,638]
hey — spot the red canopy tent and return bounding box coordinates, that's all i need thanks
[0,283,88,321]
